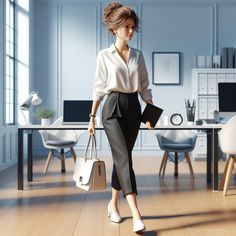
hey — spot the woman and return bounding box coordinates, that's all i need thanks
[88,2,153,233]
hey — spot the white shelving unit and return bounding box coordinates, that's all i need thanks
[192,68,236,160]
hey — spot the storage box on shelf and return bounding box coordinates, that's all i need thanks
[192,69,236,160]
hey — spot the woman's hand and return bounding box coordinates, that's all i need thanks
[88,100,100,135]
[145,99,153,105]
[144,99,154,129]
[88,119,96,134]
[146,121,154,130]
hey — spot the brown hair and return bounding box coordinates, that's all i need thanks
[103,2,139,35]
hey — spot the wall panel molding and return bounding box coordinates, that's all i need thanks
[0,127,17,170]
[56,2,102,147]
[57,2,100,107]
[57,4,62,116]
[217,3,236,52]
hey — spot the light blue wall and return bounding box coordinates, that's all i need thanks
[142,3,214,114]
[32,0,236,156]
[218,3,236,48]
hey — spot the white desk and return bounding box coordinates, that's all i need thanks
[18,124,223,191]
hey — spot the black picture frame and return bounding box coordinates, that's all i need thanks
[152,52,180,85]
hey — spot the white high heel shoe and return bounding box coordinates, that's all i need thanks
[107,201,121,223]
[133,219,146,232]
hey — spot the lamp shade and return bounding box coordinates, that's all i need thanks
[19,91,42,124]
[19,91,42,110]
[31,92,42,105]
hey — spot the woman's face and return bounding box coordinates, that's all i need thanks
[115,18,135,42]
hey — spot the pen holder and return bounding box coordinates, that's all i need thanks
[186,106,195,125]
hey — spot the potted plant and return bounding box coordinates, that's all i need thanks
[35,107,56,125]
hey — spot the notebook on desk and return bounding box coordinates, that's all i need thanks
[62,100,93,125]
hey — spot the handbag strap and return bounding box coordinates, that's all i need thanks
[85,134,98,160]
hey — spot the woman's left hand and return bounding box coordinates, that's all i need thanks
[146,121,154,129]
[144,99,154,129]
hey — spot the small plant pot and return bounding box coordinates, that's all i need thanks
[41,118,51,126]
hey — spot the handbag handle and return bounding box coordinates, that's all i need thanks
[84,134,98,160]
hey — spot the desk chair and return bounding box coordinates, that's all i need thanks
[155,130,197,178]
[219,116,236,196]
[39,117,84,174]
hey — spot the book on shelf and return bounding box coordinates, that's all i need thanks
[227,47,234,68]
[221,47,228,68]
[213,55,221,68]
[206,55,213,68]
[197,55,206,68]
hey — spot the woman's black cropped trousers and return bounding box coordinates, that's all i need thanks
[102,92,141,197]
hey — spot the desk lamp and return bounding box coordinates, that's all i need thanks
[19,91,42,124]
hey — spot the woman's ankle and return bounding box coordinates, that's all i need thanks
[110,200,119,212]
[133,216,142,221]
[132,210,142,220]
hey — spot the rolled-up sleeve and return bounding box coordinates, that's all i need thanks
[138,52,153,102]
[92,52,107,101]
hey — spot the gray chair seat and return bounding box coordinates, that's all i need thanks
[163,143,192,151]
[46,140,76,146]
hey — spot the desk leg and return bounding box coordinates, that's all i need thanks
[212,129,219,191]
[18,129,24,190]
[206,130,212,184]
[27,132,33,182]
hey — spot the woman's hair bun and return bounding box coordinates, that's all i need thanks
[104,2,123,24]
[103,1,139,35]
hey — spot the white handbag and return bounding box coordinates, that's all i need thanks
[73,134,106,191]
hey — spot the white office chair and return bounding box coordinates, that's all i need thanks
[155,130,197,178]
[219,116,236,196]
[39,117,84,174]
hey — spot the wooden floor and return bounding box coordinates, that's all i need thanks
[0,155,236,236]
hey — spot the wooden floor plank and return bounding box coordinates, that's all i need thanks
[0,156,236,236]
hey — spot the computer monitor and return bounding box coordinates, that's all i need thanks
[218,83,236,122]
[62,100,93,124]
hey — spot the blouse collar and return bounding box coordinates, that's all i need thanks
[109,44,116,53]
[109,43,133,56]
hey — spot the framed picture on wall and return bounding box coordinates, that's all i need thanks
[152,52,180,85]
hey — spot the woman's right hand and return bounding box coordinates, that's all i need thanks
[88,119,96,134]
[88,100,100,134]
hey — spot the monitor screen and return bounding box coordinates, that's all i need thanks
[63,100,93,123]
[218,83,236,112]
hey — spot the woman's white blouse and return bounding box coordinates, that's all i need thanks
[93,44,152,102]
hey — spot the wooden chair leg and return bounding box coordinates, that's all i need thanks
[161,151,169,179]
[70,147,77,163]
[60,149,66,173]
[185,152,194,179]
[223,156,235,196]
[220,156,231,191]
[44,150,53,175]
[174,152,178,177]
[159,152,167,175]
